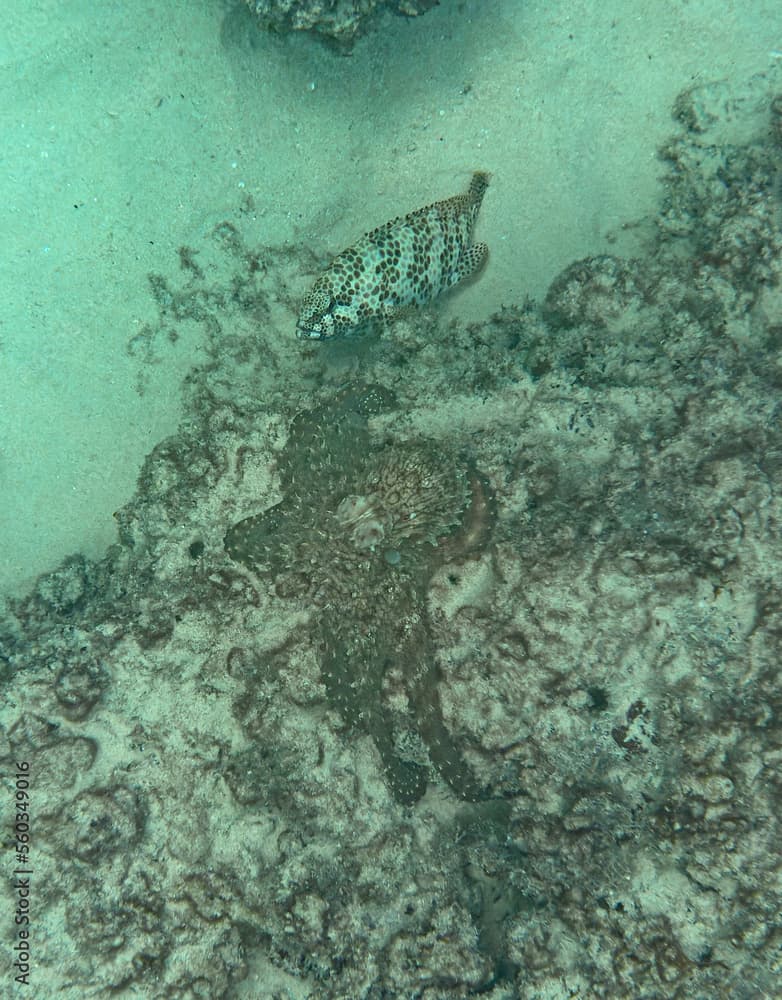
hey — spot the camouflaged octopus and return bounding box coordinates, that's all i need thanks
[297,172,489,339]
[224,386,491,804]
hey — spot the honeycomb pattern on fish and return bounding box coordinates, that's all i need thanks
[297,171,490,339]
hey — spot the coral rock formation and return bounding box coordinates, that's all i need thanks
[245,0,440,47]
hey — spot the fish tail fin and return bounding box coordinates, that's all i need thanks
[468,171,491,204]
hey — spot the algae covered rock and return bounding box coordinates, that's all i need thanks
[245,0,440,47]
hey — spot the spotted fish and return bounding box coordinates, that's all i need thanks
[296,171,490,340]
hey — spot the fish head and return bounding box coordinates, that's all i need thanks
[296,286,347,340]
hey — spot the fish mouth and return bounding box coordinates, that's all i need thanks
[296,322,327,340]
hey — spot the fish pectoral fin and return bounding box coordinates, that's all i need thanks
[454,242,489,284]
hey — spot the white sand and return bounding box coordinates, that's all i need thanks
[2,0,779,596]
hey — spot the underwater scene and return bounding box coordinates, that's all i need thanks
[2,1,782,996]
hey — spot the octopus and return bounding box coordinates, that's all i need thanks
[224,385,492,804]
[296,172,490,339]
